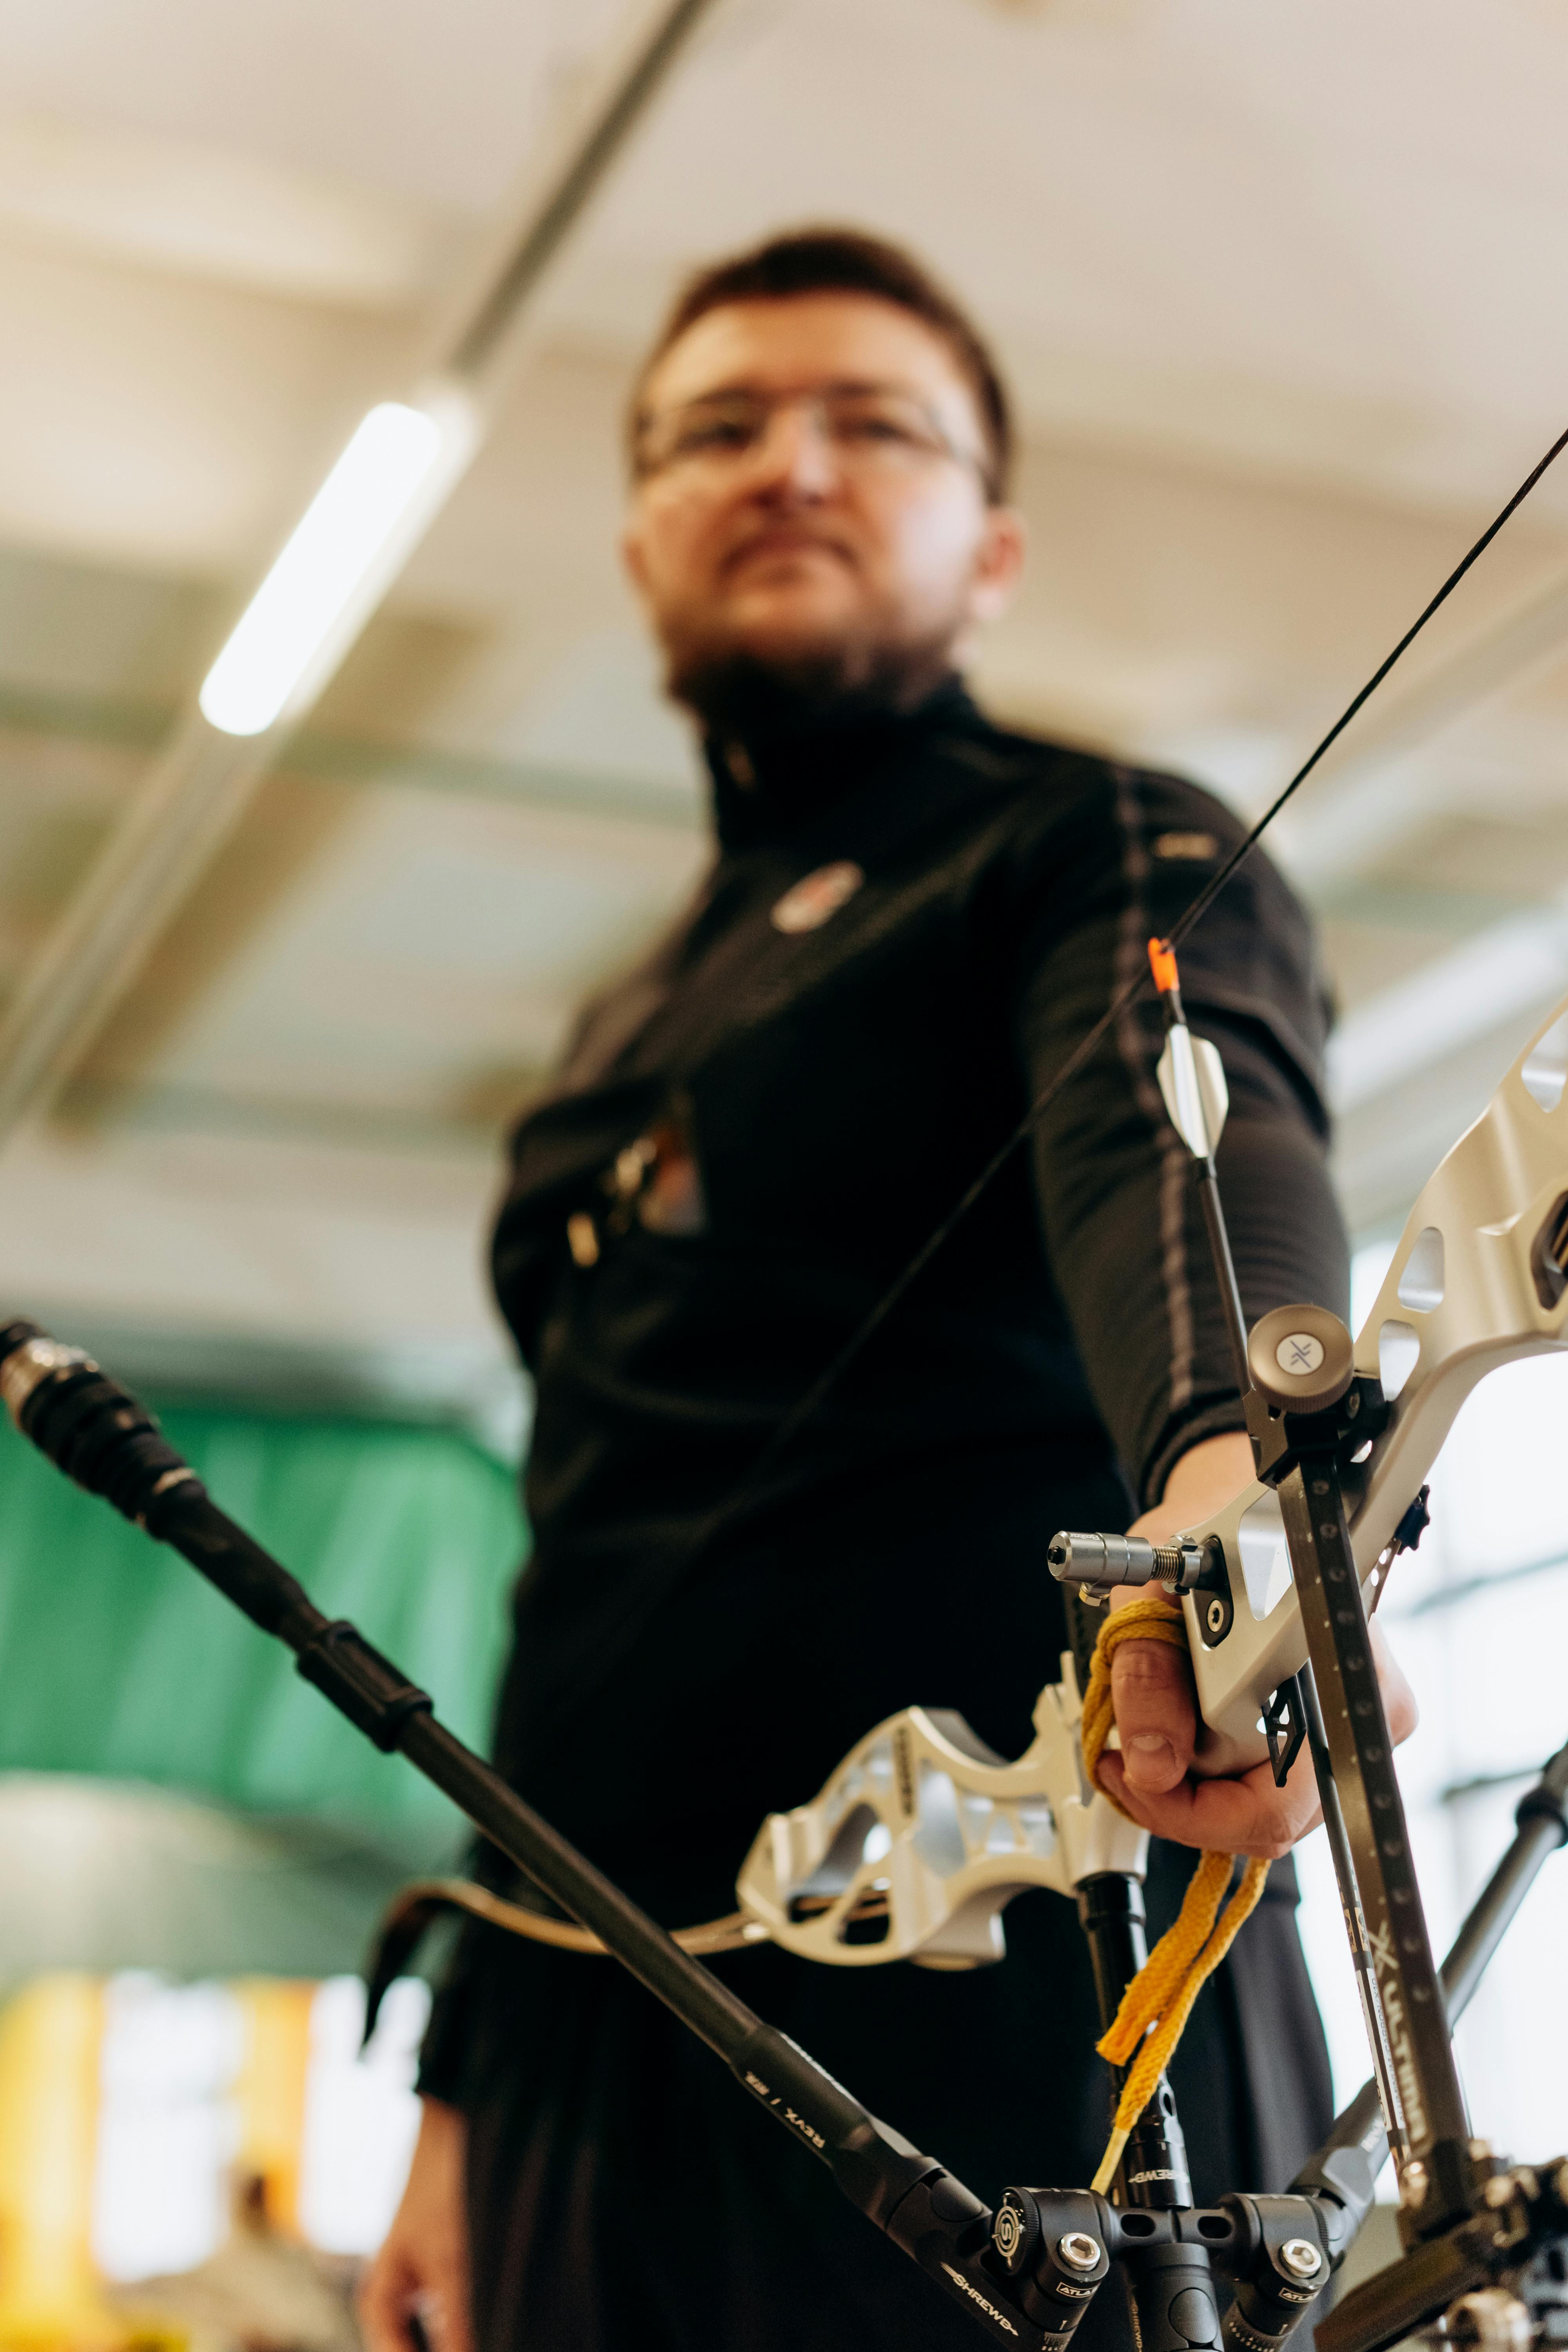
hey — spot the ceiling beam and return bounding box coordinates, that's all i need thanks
[1327,897,1568,1114]
[1274,562,1568,889]
[0,679,704,831]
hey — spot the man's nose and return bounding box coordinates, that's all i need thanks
[747,404,839,497]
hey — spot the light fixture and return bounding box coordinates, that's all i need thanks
[199,394,470,739]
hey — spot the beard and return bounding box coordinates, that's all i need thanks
[663,612,963,741]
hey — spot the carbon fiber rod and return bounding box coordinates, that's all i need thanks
[1294,1734,1568,2202]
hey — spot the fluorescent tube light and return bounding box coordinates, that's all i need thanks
[200,399,455,739]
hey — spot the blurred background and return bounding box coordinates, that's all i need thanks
[0,0,1566,2339]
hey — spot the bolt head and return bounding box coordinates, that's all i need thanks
[1279,2239,1322,2281]
[1446,2289,1533,2352]
[1058,2232,1103,2274]
[1206,1597,1227,1633]
[1401,2159,1429,2210]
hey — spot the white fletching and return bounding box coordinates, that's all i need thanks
[1156,1025,1229,1159]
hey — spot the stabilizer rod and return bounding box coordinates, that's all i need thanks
[0,1321,1051,2347]
[1296,1732,1568,2210]
[7,1318,1566,2352]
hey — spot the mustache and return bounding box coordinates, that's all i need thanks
[718,521,858,578]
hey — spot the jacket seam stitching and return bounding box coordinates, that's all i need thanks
[1110,768,1195,1470]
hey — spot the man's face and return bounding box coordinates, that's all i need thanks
[622,293,1025,713]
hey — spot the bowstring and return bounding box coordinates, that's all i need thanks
[688,416,1568,1543]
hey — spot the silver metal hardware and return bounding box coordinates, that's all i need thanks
[1400,2158,1429,2210]
[0,1336,94,1427]
[1047,1530,1216,1597]
[1445,2288,1534,2352]
[735,1654,1147,1967]
[1278,2239,1322,2281]
[1058,2233,1103,2274]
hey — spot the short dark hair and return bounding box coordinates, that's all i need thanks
[630,226,1014,501]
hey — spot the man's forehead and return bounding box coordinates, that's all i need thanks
[642,292,980,417]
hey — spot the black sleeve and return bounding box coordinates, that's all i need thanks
[415,1962,477,2105]
[1014,762,1349,1509]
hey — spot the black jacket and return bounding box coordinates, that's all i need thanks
[420,686,1344,2351]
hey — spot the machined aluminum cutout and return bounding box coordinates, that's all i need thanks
[1179,986,1568,1760]
[735,1657,1147,1967]
[737,991,1568,1960]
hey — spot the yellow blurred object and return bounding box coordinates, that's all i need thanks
[0,1976,127,2352]
[230,1984,314,2243]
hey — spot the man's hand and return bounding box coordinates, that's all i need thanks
[1092,1431,1417,1857]
[359,2098,473,2352]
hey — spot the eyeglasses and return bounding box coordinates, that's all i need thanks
[632,382,992,494]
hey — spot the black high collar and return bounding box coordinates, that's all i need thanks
[703,676,984,851]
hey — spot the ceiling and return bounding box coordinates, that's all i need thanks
[4,0,1568,1417]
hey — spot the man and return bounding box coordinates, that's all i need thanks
[361,228,1413,2352]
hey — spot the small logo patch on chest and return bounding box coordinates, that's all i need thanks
[769,860,865,935]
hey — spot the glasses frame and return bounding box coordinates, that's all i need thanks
[631,377,998,500]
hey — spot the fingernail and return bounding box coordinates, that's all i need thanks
[1130,1735,1172,1757]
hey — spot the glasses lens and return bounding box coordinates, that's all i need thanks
[641,395,768,474]
[817,390,947,458]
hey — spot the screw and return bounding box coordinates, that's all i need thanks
[1401,2159,1428,2210]
[1058,2233,1103,2274]
[1447,2289,1533,2352]
[1279,2240,1322,2281]
[1206,1597,1227,1634]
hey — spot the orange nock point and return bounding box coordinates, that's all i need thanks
[1147,936,1180,995]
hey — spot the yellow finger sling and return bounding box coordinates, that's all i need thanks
[1080,1595,1271,2194]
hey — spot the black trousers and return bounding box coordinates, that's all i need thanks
[459,1849,1333,2352]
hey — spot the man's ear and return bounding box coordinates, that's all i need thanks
[969,504,1027,622]
[621,514,651,603]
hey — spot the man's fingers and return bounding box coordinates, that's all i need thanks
[1096,1747,1321,1859]
[1108,1635,1196,1793]
[1097,1586,1417,1853]
[1371,1621,1418,1744]
[358,2248,417,2352]
[358,2249,473,2352]
[420,2284,475,2352]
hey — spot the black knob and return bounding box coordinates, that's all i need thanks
[1246,1305,1355,1415]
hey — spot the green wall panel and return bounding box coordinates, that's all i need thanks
[0,1406,526,1845]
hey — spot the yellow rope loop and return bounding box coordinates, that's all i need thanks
[1078,1594,1272,2194]
[1080,1591,1191,1821]
[1097,1847,1234,2066]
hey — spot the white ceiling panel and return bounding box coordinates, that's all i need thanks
[5,0,1568,1365]
[80,786,706,1126]
[0,0,574,211]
